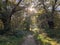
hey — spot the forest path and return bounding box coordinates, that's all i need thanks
[21,34,37,45]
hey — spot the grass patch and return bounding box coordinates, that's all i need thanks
[0,36,23,45]
[0,30,25,45]
[36,33,60,45]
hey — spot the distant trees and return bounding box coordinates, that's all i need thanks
[38,0,60,29]
[36,0,60,37]
[0,0,60,36]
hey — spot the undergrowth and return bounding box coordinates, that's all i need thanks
[36,33,60,45]
[0,30,26,45]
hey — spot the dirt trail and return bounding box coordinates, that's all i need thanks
[21,34,37,45]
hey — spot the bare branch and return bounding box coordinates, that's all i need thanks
[10,0,22,17]
[55,0,57,4]
[51,0,58,14]
[11,6,25,15]
[40,0,48,13]
[14,6,25,13]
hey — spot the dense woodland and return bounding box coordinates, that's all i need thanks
[0,0,60,45]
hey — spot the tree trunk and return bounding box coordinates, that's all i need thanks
[48,20,54,29]
[46,14,54,29]
[0,18,11,35]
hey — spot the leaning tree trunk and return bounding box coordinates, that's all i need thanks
[0,18,11,35]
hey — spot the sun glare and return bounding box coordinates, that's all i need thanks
[25,4,37,14]
[28,7,37,13]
